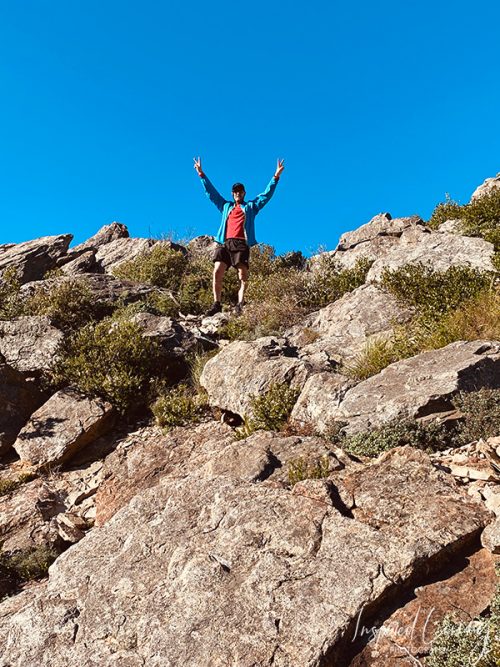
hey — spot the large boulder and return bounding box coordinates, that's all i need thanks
[13,388,115,468]
[0,358,46,457]
[366,227,496,282]
[298,340,500,435]
[200,336,311,418]
[0,446,489,666]
[59,250,98,275]
[287,284,413,365]
[0,235,72,284]
[0,316,64,380]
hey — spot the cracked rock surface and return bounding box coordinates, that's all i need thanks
[0,445,489,666]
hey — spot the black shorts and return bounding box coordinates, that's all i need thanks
[213,238,250,268]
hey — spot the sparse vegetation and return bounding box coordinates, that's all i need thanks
[335,418,453,458]
[51,317,165,413]
[426,564,500,666]
[112,244,187,290]
[0,545,59,583]
[151,384,205,430]
[429,188,500,253]
[235,382,301,438]
[288,455,330,486]
[0,473,36,498]
[0,267,22,319]
[343,337,400,381]
[328,388,500,458]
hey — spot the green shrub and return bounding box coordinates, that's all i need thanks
[113,244,187,290]
[0,267,22,319]
[51,318,165,412]
[0,545,59,582]
[428,196,463,229]
[21,278,109,331]
[187,348,218,396]
[250,382,301,431]
[381,263,493,319]
[336,418,453,458]
[0,472,36,498]
[429,189,500,252]
[151,384,205,430]
[302,257,372,310]
[288,455,330,486]
[453,389,500,445]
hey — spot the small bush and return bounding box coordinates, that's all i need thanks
[0,472,36,498]
[337,418,453,458]
[453,389,500,445]
[113,244,187,290]
[21,278,109,331]
[0,545,59,582]
[429,189,500,252]
[187,348,218,396]
[51,318,165,412]
[302,257,372,310]
[151,384,205,430]
[288,455,330,486]
[0,267,23,319]
[343,337,400,381]
[250,382,301,432]
[381,263,494,319]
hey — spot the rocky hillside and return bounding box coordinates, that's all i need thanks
[0,174,499,666]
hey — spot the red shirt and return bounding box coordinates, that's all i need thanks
[225,204,246,239]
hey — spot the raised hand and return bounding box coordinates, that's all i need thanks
[193,156,203,176]
[274,158,285,178]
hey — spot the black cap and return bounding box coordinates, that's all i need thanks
[232,182,245,192]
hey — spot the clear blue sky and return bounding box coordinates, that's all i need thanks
[0,1,499,255]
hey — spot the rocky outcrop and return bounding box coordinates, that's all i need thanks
[0,446,489,666]
[200,336,311,418]
[13,388,115,468]
[60,249,98,275]
[94,238,186,273]
[294,340,500,435]
[0,235,72,284]
[0,316,64,380]
[287,284,413,365]
[0,358,46,457]
[70,222,129,253]
[187,234,217,260]
[366,227,496,282]
[471,172,500,201]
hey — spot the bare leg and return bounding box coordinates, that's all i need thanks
[213,261,227,302]
[237,264,248,304]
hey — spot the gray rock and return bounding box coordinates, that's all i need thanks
[336,213,418,251]
[471,173,500,201]
[95,237,157,272]
[200,336,311,418]
[0,235,72,284]
[291,372,354,432]
[0,478,66,552]
[437,219,462,234]
[60,249,98,275]
[0,446,488,666]
[481,517,500,553]
[0,359,46,457]
[287,284,413,364]
[318,340,500,435]
[187,235,217,260]
[71,222,129,253]
[13,388,115,468]
[0,316,64,379]
[129,312,198,357]
[366,228,496,282]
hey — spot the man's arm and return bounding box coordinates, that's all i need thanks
[193,156,227,212]
[252,158,285,213]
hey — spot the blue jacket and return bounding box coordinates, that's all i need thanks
[199,174,279,246]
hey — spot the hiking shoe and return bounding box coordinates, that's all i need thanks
[233,302,244,316]
[205,301,222,316]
